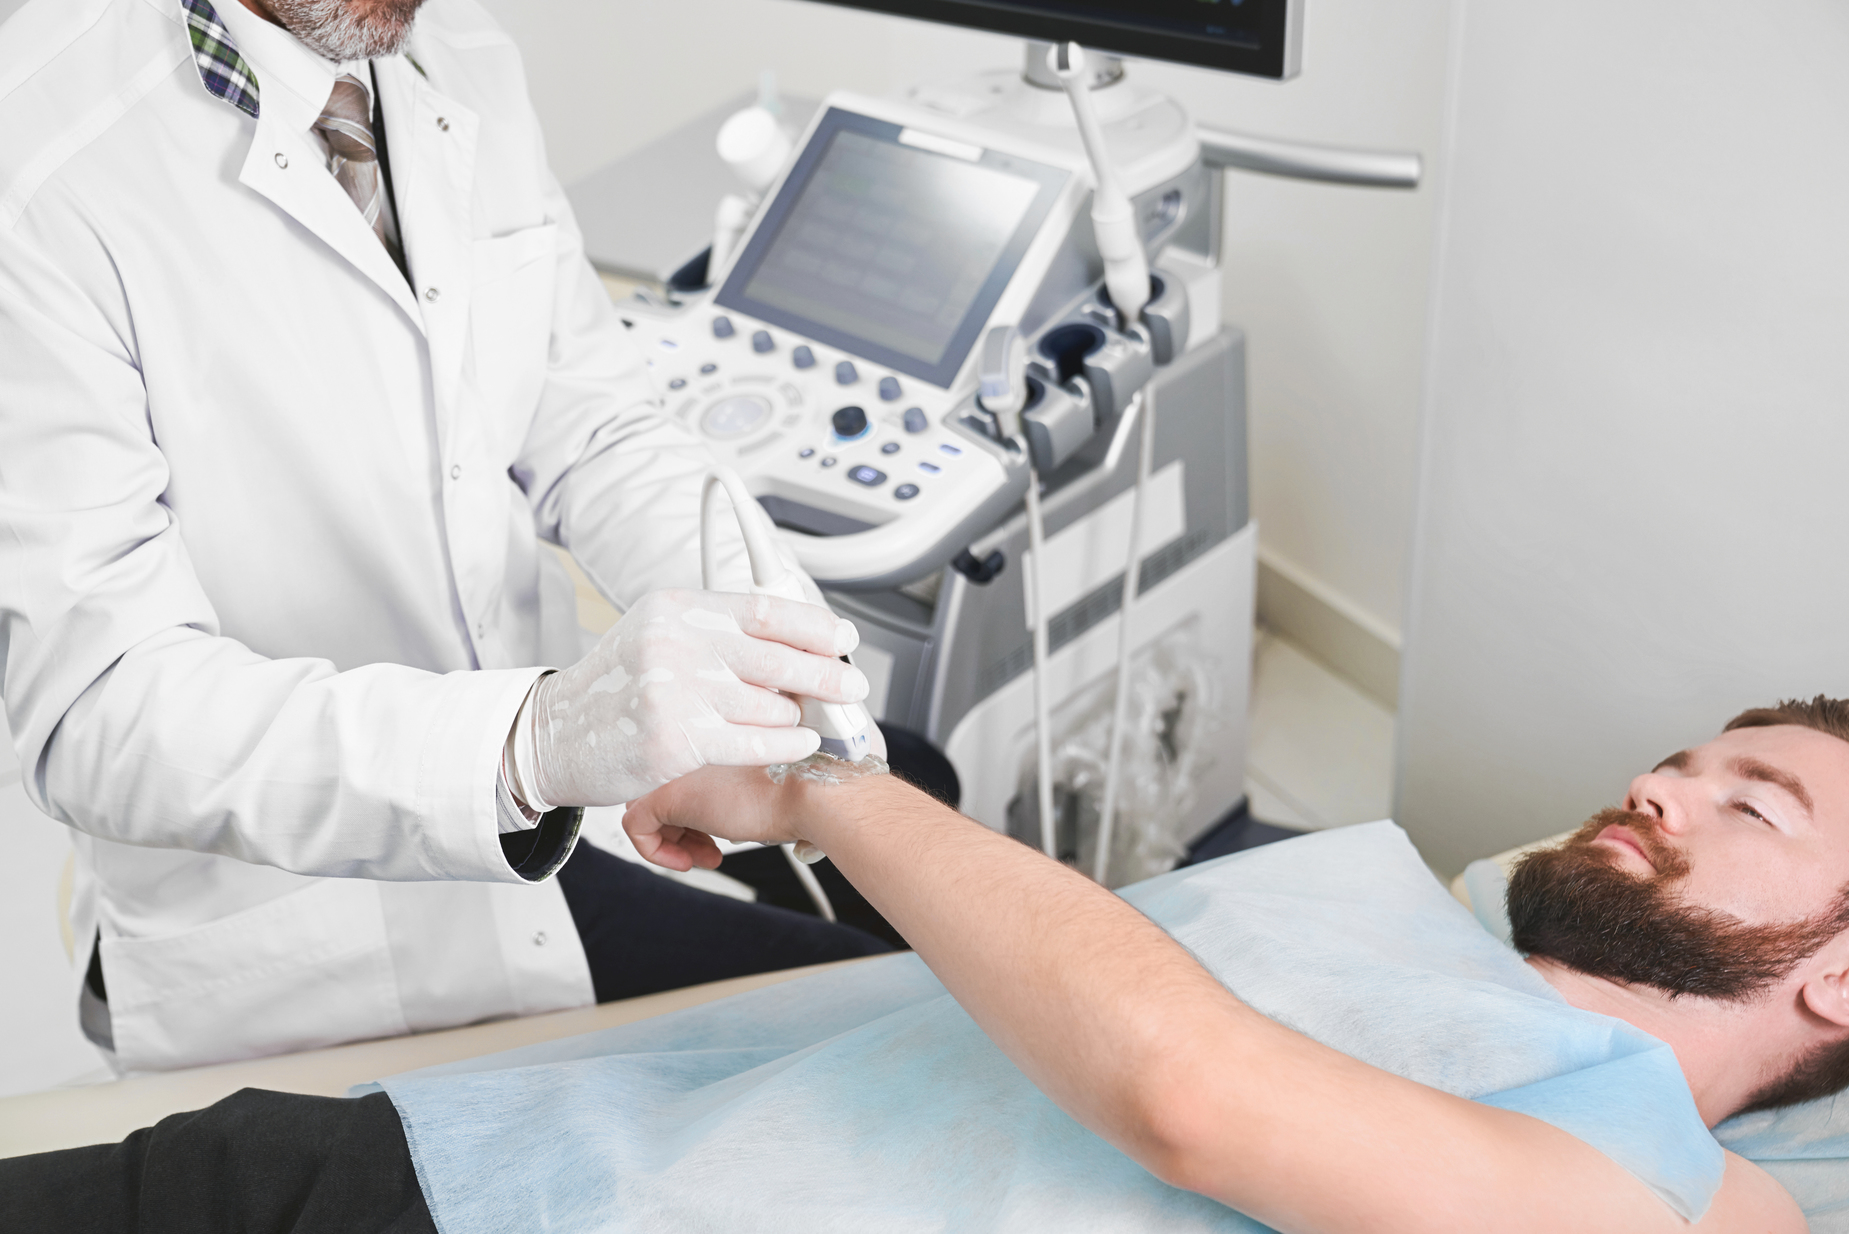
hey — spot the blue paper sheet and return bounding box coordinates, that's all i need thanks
[381,822,1723,1232]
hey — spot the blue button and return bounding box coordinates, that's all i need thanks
[880,441,900,455]
[878,376,901,401]
[752,330,774,353]
[938,443,962,457]
[712,317,735,339]
[700,362,718,375]
[918,461,941,474]
[668,377,687,390]
[835,361,858,385]
[820,455,838,468]
[902,407,928,433]
[894,483,920,501]
[848,465,887,487]
[798,447,816,459]
[792,346,815,370]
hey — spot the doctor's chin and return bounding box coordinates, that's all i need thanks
[1,0,1844,1231]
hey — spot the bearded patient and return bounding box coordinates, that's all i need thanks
[5,698,1845,1233]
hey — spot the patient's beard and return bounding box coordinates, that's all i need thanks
[259,0,427,61]
[1508,808,1848,1001]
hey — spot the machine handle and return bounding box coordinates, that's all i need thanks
[1195,125,1422,189]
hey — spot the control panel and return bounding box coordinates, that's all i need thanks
[639,308,1028,590]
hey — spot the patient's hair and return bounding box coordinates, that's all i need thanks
[1725,695,1849,747]
[1727,696,1849,1112]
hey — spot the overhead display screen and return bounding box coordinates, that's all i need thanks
[717,109,1067,389]
[803,0,1301,79]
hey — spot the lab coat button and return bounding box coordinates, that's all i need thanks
[450,464,462,480]
[274,153,288,169]
[436,116,450,132]
[425,287,441,301]
[532,931,548,946]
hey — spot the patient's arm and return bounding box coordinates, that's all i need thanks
[624,771,1803,1234]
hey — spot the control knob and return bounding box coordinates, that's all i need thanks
[831,405,868,438]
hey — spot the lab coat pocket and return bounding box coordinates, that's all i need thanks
[100,877,407,1073]
[469,223,559,442]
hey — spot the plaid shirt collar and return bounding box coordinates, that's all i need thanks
[181,0,260,120]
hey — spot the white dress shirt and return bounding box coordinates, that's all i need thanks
[0,0,765,1070]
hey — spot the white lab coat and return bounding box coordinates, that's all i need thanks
[0,0,747,1070]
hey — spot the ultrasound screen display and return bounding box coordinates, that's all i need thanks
[804,0,1299,78]
[718,111,1066,388]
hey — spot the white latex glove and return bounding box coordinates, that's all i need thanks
[521,589,868,807]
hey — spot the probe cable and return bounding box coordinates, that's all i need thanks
[1023,453,1058,861]
[1093,388,1152,885]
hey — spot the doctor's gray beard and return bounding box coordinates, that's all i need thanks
[266,0,428,62]
[1508,807,1849,1001]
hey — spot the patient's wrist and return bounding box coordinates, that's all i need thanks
[788,769,917,853]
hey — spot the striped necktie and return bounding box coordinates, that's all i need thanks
[315,74,404,274]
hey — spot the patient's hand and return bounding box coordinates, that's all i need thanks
[623,765,803,871]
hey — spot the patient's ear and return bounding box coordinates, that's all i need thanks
[1800,935,1849,1029]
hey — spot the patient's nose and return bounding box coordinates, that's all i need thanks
[1625,773,1688,835]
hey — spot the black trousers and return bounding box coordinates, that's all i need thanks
[0,1089,430,1234]
[556,836,893,1002]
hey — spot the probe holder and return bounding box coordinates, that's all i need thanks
[1098,268,1191,366]
[1036,318,1153,425]
[1019,373,1094,475]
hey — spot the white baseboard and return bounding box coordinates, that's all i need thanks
[1256,551,1402,709]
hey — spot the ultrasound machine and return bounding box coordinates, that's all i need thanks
[574,0,1420,884]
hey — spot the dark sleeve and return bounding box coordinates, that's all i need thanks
[499,804,585,881]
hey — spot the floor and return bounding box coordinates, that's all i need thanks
[1243,627,1398,831]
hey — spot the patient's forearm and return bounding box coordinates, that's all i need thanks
[800,777,1263,1177]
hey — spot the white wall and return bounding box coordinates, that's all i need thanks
[1397,0,1849,875]
[477,0,1451,644]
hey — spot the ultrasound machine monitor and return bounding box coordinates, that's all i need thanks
[715,109,1068,389]
[803,0,1303,79]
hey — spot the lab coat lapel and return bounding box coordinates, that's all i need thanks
[236,99,425,331]
[376,55,477,430]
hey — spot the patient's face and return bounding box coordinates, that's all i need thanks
[1509,725,1849,1000]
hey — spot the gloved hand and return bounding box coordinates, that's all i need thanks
[513,589,869,808]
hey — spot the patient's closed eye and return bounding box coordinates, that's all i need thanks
[1735,802,1771,824]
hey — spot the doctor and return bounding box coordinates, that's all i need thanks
[0,0,888,1073]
